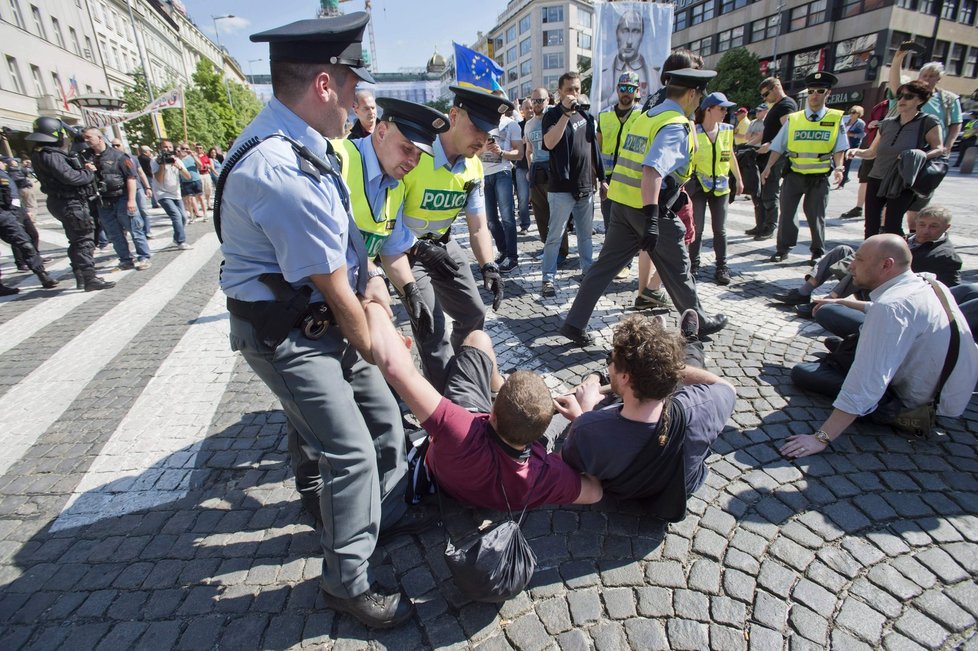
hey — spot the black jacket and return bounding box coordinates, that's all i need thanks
[912,236,962,288]
[31,147,95,199]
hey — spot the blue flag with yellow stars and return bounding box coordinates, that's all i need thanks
[453,42,503,92]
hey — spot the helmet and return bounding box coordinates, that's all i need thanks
[25,117,69,144]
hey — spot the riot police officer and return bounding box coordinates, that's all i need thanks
[27,118,114,291]
[0,162,57,292]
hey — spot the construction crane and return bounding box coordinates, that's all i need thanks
[319,0,378,72]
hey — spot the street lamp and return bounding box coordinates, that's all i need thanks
[248,58,264,81]
[212,14,236,110]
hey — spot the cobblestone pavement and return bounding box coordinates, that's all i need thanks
[0,169,976,650]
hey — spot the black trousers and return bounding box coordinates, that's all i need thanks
[11,208,40,269]
[0,208,43,276]
[47,197,96,275]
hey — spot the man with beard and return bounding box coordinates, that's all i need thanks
[597,71,642,232]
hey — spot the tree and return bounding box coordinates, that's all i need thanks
[710,48,764,111]
[426,97,451,114]
[578,56,592,98]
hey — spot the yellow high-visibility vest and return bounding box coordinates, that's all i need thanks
[692,123,734,195]
[607,109,694,209]
[400,151,483,238]
[598,107,641,174]
[784,108,843,175]
[331,138,402,257]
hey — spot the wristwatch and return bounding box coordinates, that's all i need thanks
[814,430,832,446]
[367,267,384,280]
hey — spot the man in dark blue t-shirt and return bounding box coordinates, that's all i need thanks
[751,77,797,239]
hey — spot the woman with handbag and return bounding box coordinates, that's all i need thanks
[846,80,945,239]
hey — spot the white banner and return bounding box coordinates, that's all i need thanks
[592,1,673,114]
[81,88,183,128]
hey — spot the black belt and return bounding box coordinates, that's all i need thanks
[227,297,336,338]
[419,231,451,244]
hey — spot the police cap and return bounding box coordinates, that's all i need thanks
[665,68,717,91]
[449,86,516,133]
[376,97,449,156]
[805,71,838,89]
[250,12,375,83]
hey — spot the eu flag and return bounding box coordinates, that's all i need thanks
[453,42,504,92]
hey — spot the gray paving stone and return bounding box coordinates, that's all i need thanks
[748,624,783,651]
[635,586,674,618]
[914,588,976,632]
[724,548,761,576]
[913,548,969,583]
[758,559,797,595]
[849,577,904,619]
[602,586,636,620]
[674,588,710,622]
[836,596,887,644]
[591,620,629,651]
[693,528,728,561]
[788,603,828,646]
[668,618,709,651]
[566,587,602,626]
[724,569,757,604]
[753,590,788,631]
[625,618,668,651]
[555,629,590,651]
[867,564,925,600]
[831,628,875,651]
[882,631,929,651]
[598,560,644,587]
[688,558,722,594]
[711,624,747,651]
[503,612,551,651]
[644,560,686,588]
[893,608,949,650]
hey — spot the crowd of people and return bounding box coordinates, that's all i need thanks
[3,11,977,630]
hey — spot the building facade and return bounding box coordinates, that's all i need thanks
[368,52,454,105]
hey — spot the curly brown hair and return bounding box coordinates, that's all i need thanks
[493,371,554,446]
[611,315,686,402]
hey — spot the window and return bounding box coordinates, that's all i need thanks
[5,56,22,93]
[506,25,516,42]
[50,16,64,48]
[842,0,862,16]
[578,32,592,49]
[543,52,564,69]
[720,0,748,14]
[933,39,949,65]
[961,0,976,22]
[791,48,822,80]
[691,1,715,25]
[51,71,61,96]
[85,83,92,93]
[675,10,688,31]
[68,27,80,55]
[543,74,560,90]
[519,15,531,33]
[84,36,94,61]
[29,63,43,95]
[520,38,531,56]
[578,9,592,28]
[29,4,44,38]
[919,0,936,13]
[717,26,744,52]
[7,0,24,29]
[751,15,779,42]
[965,47,978,76]
[834,34,878,71]
[520,81,533,98]
[949,43,966,74]
[691,36,714,56]
[896,0,918,7]
[542,6,563,23]
[942,0,959,17]
[544,30,563,46]
[507,67,518,83]
[520,59,531,76]
[789,0,826,31]
[507,46,516,64]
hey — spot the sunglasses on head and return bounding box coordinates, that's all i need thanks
[618,84,638,93]
[808,88,829,95]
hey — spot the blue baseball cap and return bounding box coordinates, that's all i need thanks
[700,92,735,111]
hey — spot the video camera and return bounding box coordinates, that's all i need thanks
[156,151,176,165]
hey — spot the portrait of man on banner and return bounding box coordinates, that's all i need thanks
[593,1,673,113]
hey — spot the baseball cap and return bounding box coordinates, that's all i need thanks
[617,71,640,88]
[736,107,748,114]
[700,91,735,111]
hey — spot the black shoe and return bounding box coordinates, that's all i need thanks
[680,309,700,341]
[824,336,844,353]
[714,265,731,286]
[690,263,700,276]
[699,314,728,336]
[769,252,788,263]
[37,271,59,289]
[321,585,415,629]
[494,252,506,265]
[499,258,518,274]
[541,280,556,298]
[0,283,19,296]
[808,256,822,267]
[795,303,814,319]
[772,288,810,305]
[73,269,85,290]
[84,276,116,292]
[520,225,529,233]
[380,507,439,542]
[15,264,29,272]
[839,207,863,219]
[754,229,776,241]
[745,227,760,236]
[118,261,135,271]
[560,323,594,347]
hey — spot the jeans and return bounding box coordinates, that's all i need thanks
[157,197,188,244]
[542,192,593,282]
[484,169,517,261]
[135,188,152,237]
[951,283,978,342]
[514,167,531,230]
[98,195,151,263]
[814,303,864,338]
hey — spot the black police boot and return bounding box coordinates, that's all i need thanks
[84,271,116,292]
[73,269,85,289]
[320,585,414,629]
[0,283,19,297]
[36,271,59,289]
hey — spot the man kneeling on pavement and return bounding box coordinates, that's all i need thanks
[555,313,736,521]
[782,234,978,458]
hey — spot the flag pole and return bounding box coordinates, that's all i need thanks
[181,87,188,143]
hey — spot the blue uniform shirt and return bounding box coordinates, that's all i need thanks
[353,136,416,257]
[432,135,485,217]
[642,99,693,177]
[220,97,360,302]
[769,106,850,154]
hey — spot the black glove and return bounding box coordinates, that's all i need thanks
[413,239,459,282]
[401,282,433,341]
[641,204,659,256]
[481,262,504,311]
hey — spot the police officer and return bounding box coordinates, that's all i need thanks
[0,161,57,293]
[597,71,642,231]
[27,118,114,291]
[761,71,848,265]
[83,127,151,270]
[392,85,511,392]
[219,13,421,629]
[562,69,729,345]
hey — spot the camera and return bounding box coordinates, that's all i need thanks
[157,152,175,165]
[487,136,496,144]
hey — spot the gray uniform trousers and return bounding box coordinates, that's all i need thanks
[776,170,829,257]
[228,315,407,599]
[758,155,787,232]
[565,200,706,330]
[411,237,487,393]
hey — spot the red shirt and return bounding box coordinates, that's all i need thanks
[422,398,582,511]
[198,154,212,174]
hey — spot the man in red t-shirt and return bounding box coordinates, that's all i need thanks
[365,303,603,511]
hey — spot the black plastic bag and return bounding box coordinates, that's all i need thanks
[444,518,537,603]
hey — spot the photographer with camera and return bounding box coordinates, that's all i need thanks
[150,140,191,250]
[26,118,114,291]
[82,128,151,271]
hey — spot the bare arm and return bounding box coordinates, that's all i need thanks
[849,136,881,160]
[888,50,908,97]
[465,211,495,267]
[640,166,663,207]
[543,113,569,150]
[573,474,604,505]
[379,252,416,294]
[943,122,961,153]
[780,408,857,458]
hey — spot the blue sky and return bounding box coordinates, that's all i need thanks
[179,0,509,76]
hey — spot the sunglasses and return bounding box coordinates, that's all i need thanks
[530,98,547,104]
[807,88,829,95]
[760,88,772,97]
[618,85,638,93]
[897,92,920,101]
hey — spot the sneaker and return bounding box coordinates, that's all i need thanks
[134,259,152,271]
[680,309,700,341]
[176,242,192,251]
[615,266,630,280]
[840,207,863,219]
[542,280,556,298]
[714,265,731,286]
[146,233,154,240]
[320,585,414,629]
[745,226,760,236]
[769,252,788,263]
[494,252,506,265]
[117,260,135,271]
[559,323,594,347]
[499,258,519,274]
[520,225,530,233]
[634,287,672,309]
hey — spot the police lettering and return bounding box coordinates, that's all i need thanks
[420,189,466,211]
[622,133,648,154]
[792,130,831,142]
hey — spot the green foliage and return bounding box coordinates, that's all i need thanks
[710,48,764,110]
[578,56,592,98]
[426,97,451,114]
[119,61,262,150]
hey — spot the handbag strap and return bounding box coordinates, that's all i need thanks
[924,277,961,407]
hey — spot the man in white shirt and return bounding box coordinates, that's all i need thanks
[783,234,978,458]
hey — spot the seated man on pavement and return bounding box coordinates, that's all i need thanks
[554,312,736,521]
[773,205,962,336]
[783,234,978,458]
[364,302,603,511]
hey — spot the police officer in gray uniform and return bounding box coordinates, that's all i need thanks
[218,13,422,629]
